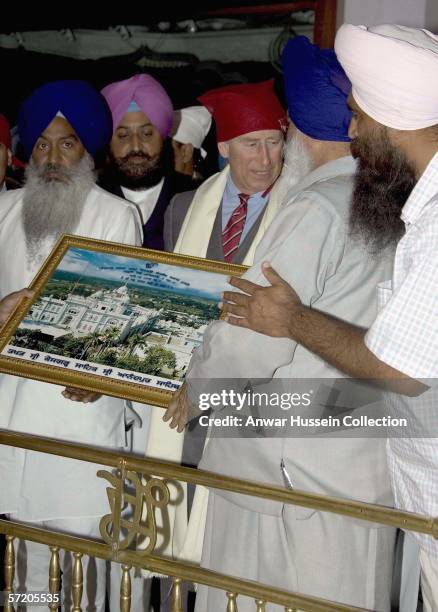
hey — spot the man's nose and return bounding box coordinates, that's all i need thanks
[286,122,295,143]
[129,133,142,151]
[259,143,271,167]
[348,117,358,140]
[48,146,61,165]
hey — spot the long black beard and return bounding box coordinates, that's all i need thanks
[349,129,416,253]
[103,139,174,191]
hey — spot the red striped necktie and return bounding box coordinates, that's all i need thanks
[222,193,250,262]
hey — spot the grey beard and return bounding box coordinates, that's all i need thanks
[275,133,313,206]
[22,153,95,263]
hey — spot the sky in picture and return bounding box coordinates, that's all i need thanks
[56,247,232,300]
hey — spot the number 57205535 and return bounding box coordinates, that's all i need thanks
[2,591,61,605]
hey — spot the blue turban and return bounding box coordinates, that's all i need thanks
[282,36,352,142]
[18,80,113,158]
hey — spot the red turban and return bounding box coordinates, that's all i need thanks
[0,113,25,169]
[0,114,12,149]
[198,80,285,142]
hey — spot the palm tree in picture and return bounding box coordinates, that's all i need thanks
[123,332,146,357]
[99,326,121,355]
[80,331,104,360]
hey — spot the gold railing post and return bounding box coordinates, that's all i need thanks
[171,577,183,612]
[4,535,15,612]
[48,546,60,611]
[71,552,83,612]
[255,600,266,611]
[120,564,132,612]
[285,608,297,612]
[226,591,238,612]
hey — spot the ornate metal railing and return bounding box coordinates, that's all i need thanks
[0,429,436,611]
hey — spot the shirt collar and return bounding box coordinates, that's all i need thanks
[121,178,164,203]
[224,173,272,201]
[401,152,438,226]
[283,155,357,204]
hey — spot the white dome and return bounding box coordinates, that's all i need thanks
[115,285,129,295]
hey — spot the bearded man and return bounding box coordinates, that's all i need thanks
[0,79,142,610]
[99,74,192,251]
[164,36,397,611]
[218,25,438,612]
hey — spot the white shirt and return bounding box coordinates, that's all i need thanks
[0,184,142,520]
[122,178,164,226]
[366,152,438,556]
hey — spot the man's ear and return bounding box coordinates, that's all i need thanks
[218,141,230,159]
[181,143,194,164]
[7,149,12,166]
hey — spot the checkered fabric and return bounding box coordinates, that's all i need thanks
[366,152,438,556]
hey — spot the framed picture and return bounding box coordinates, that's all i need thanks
[0,235,246,407]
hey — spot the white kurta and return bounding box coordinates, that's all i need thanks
[0,184,142,520]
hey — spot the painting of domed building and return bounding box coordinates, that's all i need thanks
[27,284,159,342]
[8,245,230,383]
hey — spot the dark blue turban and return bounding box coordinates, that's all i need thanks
[282,36,352,142]
[18,80,113,158]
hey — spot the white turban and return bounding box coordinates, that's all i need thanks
[335,24,438,130]
[173,106,212,158]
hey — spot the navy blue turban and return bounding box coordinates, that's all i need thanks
[18,80,113,158]
[282,36,352,142]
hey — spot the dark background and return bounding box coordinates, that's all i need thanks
[0,4,306,121]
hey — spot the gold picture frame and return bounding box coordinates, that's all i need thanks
[0,235,246,407]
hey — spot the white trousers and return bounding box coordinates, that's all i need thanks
[196,493,396,612]
[13,516,105,612]
[399,532,421,612]
[420,548,438,612]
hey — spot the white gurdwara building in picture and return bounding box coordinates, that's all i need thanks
[27,285,159,341]
[24,284,207,375]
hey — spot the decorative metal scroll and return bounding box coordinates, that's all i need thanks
[98,467,170,555]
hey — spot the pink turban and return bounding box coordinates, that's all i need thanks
[101,74,173,139]
[335,24,438,130]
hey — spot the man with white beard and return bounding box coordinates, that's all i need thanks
[164,37,396,611]
[0,79,142,610]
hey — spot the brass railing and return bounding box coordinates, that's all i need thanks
[1,429,436,611]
